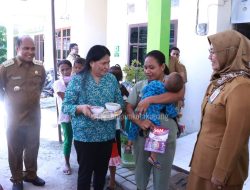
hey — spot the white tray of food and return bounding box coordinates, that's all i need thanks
[92,109,122,121]
[91,102,122,121]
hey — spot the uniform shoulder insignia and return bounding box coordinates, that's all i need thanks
[34,60,43,66]
[2,59,15,67]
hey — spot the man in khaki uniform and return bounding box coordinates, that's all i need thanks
[0,36,46,190]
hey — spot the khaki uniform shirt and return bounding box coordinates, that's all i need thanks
[0,58,46,127]
[190,76,250,185]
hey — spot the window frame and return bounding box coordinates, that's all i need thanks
[170,19,178,49]
[34,34,44,61]
[128,20,178,65]
[55,27,71,63]
[128,23,148,65]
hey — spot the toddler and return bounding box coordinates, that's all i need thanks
[73,57,86,74]
[53,60,73,175]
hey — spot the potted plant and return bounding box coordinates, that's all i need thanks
[123,59,146,84]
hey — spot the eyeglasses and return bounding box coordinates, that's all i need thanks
[208,49,222,55]
[209,47,238,55]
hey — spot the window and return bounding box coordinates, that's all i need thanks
[34,34,44,61]
[233,23,250,40]
[56,28,70,63]
[170,20,178,49]
[128,20,178,65]
[128,24,147,65]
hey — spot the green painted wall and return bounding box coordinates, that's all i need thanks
[147,0,171,64]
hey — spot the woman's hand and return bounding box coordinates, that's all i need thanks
[137,119,156,131]
[137,98,151,114]
[77,105,92,118]
[211,176,225,189]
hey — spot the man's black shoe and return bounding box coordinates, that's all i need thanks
[12,181,23,190]
[23,176,45,186]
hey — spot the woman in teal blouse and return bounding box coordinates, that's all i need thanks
[62,45,124,190]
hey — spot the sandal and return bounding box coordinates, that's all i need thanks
[124,145,132,154]
[147,156,161,170]
[63,165,72,175]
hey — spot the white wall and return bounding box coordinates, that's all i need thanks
[171,0,212,133]
[70,0,108,58]
[217,0,232,32]
[106,0,128,68]
[171,0,232,133]
[127,0,148,24]
[106,0,148,68]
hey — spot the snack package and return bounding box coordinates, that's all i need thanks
[144,126,169,153]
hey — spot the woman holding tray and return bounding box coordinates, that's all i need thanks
[126,50,184,190]
[62,45,124,190]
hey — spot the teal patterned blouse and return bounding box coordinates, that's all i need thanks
[62,72,124,142]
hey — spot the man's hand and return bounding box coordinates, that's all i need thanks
[211,176,225,189]
[137,98,150,114]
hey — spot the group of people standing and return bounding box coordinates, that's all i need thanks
[0,29,250,190]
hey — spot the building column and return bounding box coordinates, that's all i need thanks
[147,0,171,62]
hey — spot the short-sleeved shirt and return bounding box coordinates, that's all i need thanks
[66,54,77,65]
[0,58,46,127]
[62,72,124,142]
[53,79,70,124]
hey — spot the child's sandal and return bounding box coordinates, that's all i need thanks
[147,156,161,170]
[124,145,132,154]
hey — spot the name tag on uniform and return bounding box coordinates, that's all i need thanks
[209,88,221,103]
[11,76,22,80]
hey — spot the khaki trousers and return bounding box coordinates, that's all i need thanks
[7,125,40,182]
[134,117,177,190]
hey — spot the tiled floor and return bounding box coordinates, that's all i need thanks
[173,132,250,190]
